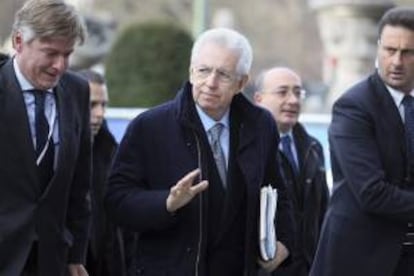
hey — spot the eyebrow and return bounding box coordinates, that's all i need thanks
[379,40,414,50]
[275,85,302,89]
[196,64,233,71]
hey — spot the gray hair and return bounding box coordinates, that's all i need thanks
[190,28,253,75]
[12,0,86,44]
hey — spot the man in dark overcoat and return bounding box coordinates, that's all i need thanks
[106,28,295,276]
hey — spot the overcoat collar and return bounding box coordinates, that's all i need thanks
[174,81,261,150]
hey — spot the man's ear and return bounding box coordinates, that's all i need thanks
[13,32,24,52]
[188,66,194,85]
[253,92,262,104]
[237,74,249,93]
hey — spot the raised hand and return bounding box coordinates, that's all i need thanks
[166,168,208,213]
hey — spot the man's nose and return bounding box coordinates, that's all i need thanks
[286,90,301,104]
[391,51,403,66]
[52,56,67,72]
[93,105,106,118]
[205,71,220,86]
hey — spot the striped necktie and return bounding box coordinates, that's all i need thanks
[209,123,227,189]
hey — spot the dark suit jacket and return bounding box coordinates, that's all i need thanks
[275,123,328,276]
[0,59,91,276]
[310,72,414,276]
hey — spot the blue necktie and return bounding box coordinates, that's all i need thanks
[281,135,298,175]
[403,95,414,168]
[209,123,227,189]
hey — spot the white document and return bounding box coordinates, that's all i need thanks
[259,185,278,261]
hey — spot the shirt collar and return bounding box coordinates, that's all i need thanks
[279,129,294,139]
[279,130,295,152]
[195,104,230,132]
[385,84,414,108]
[13,57,53,93]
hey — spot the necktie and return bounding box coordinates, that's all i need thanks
[33,90,49,157]
[403,95,414,166]
[281,135,298,175]
[209,123,227,189]
[32,90,54,186]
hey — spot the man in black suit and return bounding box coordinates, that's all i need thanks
[0,0,91,275]
[310,7,414,276]
[254,67,329,276]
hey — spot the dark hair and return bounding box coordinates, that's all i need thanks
[0,52,9,62]
[77,69,105,85]
[378,7,414,39]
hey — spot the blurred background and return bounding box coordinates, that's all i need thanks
[0,0,413,111]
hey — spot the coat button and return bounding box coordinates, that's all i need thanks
[186,247,192,253]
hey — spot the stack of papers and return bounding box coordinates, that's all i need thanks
[259,185,278,261]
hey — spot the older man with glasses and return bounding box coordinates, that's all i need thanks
[254,67,329,276]
[106,28,295,276]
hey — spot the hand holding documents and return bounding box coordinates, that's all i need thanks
[259,185,278,261]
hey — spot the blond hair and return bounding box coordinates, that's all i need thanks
[12,0,86,44]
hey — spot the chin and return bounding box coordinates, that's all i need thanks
[39,81,58,90]
[281,120,297,129]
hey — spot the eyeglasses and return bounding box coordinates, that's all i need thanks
[262,87,306,100]
[192,66,239,84]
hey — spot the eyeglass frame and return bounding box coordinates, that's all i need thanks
[191,65,241,84]
[260,86,307,100]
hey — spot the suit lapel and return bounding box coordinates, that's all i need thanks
[39,79,78,199]
[0,60,39,194]
[372,73,406,156]
[54,82,73,175]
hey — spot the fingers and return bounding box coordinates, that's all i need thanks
[176,168,201,188]
[191,180,208,194]
[257,241,290,272]
[170,179,208,198]
[172,169,207,196]
[171,169,200,195]
[166,169,207,212]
